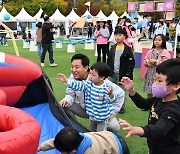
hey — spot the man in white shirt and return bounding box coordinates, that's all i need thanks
[59,54,125,133]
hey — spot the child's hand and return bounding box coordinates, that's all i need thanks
[56,73,68,83]
[119,118,144,137]
[105,86,114,99]
[119,77,133,91]
[120,77,136,96]
[119,118,134,137]
[149,59,157,65]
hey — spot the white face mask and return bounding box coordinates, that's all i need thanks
[126,23,131,26]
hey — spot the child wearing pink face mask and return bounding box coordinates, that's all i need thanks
[119,58,180,154]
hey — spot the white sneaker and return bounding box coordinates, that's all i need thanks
[50,63,58,67]
[41,63,45,67]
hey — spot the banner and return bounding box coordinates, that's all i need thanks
[128,2,136,12]
[164,1,174,11]
[157,3,164,11]
[145,2,154,11]
[139,4,145,12]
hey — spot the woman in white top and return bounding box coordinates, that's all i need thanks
[155,21,166,36]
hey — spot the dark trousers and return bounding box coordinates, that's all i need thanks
[41,43,54,64]
[97,44,108,63]
[0,34,7,45]
[88,32,92,38]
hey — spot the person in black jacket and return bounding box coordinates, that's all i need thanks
[119,58,180,154]
[107,26,135,113]
[41,16,57,67]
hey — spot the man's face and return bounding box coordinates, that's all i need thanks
[71,59,89,80]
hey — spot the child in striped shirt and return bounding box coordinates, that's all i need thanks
[57,62,117,132]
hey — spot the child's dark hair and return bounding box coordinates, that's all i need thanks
[90,62,110,79]
[114,26,127,38]
[97,21,106,30]
[152,34,167,49]
[54,127,83,153]
[71,54,90,67]
[156,58,180,94]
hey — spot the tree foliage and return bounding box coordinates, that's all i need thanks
[2,0,180,18]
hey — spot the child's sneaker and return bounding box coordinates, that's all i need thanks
[41,63,45,67]
[50,63,58,67]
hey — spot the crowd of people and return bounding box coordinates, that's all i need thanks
[34,14,180,154]
[1,12,179,153]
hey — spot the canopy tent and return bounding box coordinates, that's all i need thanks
[72,16,98,28]
[107,10,119,29]
[73,17,86,28]
[95,10,107,21]
[81,9,92,18]
[107,10,119,21]
[50,8,67,22]
[33,8,44,21]
[120,11,130,19]
[66,9,80,22]
[15,7,35,22]
[0,7,16,22]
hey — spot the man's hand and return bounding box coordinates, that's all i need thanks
[56,73,68,83]
[59,99,69,107]
[108,114,115,121]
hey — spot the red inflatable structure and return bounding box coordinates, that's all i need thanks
[0,105,41,154]
[0,52,87,154]
[0,52,41,154]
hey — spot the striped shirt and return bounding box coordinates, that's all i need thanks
[67,79,116,122]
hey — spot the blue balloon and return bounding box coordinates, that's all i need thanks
[3,13,10,21]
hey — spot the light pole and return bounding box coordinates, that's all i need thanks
[73,0,76,9]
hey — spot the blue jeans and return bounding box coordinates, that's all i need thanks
[0,34,7,45]
[37,42,42,57]
[41,43,54,64]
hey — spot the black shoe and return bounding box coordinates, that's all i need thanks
[142,109,149,111]
[119,107,125,114]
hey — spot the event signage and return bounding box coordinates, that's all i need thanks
[164,1,174,11]
[145,2,154,11]
[157,3,164,11]
[128,2,136,12]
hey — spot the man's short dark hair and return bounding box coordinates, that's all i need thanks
[71,54,90,67]
[90,62,110,79]
[43,16,49,22]
[54,127,83,153]
[114,26,127,37]
[156,58,180,94]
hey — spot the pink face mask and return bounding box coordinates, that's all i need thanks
[152,84,170,98]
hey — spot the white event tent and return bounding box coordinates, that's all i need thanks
[65,9,80,35]
[81,9,92,18]
[66,9,80,22]
[33,8,44,21]
[50,8,66,22]
[120,11,130,19]
[0,7,16,22]
[95,10,107,21]
[107,10,119,28]
[15,7,35,22]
